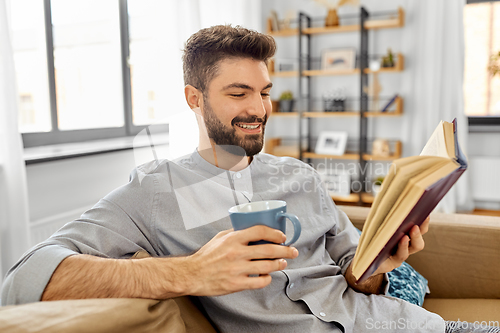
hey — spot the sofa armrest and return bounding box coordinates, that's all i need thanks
[339,205,500,299]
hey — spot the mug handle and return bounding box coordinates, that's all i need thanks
[277,213,301,246]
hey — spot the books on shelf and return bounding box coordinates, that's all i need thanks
[351,119,467,284]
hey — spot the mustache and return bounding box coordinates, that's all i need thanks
[231,114,267,126]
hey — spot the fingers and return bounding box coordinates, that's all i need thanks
[234,225,286,245]
[408,224,425,255]
[420,216,430,235]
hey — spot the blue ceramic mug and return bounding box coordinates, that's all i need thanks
[228,200,301,246]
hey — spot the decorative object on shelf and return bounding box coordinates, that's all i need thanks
[371,175,384,196]
[317,168,352,196]
[268,10,280,32]
[323,87,347,112]
[372,139,390,157]
[315,131,348,155]
[279,90,294,112]
[369,59,381,72]
[325,9,339,27]
[275,59,295,72]
[381,48,395,68]
[321,48,356,71]
[271,100,280,113]
[363,73,382,111]
[313,0,359,27]
[488,50,500,77]
[267,58,275,74]
[381,94,399,112]
[282,10,296,30]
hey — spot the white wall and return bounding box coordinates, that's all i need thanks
[26,147,153,246]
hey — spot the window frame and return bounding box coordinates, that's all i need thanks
[21,0,168,148]
[465,0,500,131]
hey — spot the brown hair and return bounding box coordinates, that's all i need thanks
[182,25,276,92]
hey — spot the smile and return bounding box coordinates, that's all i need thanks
[236,123,260,130]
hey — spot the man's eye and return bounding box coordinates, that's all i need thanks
[230,94,244,97]
[261,93,270,97]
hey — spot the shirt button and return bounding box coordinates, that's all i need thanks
[236,173,241,179]
[289,283,294,289]
[319,312,326,317]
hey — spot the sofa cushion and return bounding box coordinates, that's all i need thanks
[423,298,500,324]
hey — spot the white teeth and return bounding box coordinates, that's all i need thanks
[237,124,259,129]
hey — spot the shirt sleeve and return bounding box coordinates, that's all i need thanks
[323,189,391,295]
[1,166,161,306]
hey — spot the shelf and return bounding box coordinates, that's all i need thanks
[331,193,374,204]
[302,54,404,76]
[268,8,404,36]
[302,96,404,116]
[268,28,298,37]
[270,71,299,77]
[271,111,300,117]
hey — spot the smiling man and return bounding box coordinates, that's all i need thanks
[1,25,454,333]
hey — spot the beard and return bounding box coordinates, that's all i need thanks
[202,97,267,157]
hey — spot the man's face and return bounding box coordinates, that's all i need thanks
[201,58,273,157]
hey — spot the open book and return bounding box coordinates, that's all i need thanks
[351,119,468,284]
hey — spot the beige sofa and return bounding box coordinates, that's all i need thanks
[1,206,499,332]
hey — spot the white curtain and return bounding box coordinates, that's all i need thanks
[0,0,30,282]
[140,0,263,161]
[401,0,474,213]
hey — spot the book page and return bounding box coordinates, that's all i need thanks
[353,161,460,278]
[443,121,455,158]
[354,156,443,263]
[420,121,449,158]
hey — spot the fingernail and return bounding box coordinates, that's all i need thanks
[292,248,299,257]
[280,259,288,269]
[282,233,287,243]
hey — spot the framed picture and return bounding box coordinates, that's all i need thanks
[321,48,356,71]
[316,168,352,197]
[315,131,348,155]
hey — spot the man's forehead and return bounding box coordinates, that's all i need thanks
[210,58,271,90]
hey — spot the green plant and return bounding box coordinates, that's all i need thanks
[373,176,385,186]
[488,51,500,77]
[381,48,394,68]
[279,90,294,101]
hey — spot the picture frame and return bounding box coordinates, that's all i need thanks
[316,168,352,197]
[315,131,348,155]
[321,48,356,71]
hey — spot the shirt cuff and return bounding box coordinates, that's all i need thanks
[1,245,78,305]
[381,272,391,295]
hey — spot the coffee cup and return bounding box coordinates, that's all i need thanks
[228,200,301,246]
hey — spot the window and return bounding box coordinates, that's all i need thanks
[10,0,52,133]
[11,0,168,148]
[464,0,500,128]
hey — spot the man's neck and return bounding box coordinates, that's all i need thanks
[197,143,252,171]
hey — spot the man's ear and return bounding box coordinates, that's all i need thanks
[185,85,202,116]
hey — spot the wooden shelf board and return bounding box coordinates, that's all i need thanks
[271,111,300,117]
[268,28,298,37]
[303,24,360,35]
[268,8,404,37]
[303,152,360,160]
[272,146,300,159]
[303,111,360,118]
[270,71,299,77]
[303,69,360,76]
[303,111,401,117]
[331,193,374,204]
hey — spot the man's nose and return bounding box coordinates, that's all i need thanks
[246,94,267,119]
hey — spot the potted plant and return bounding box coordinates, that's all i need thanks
[372,176,385,197]
[279,90,294,112]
